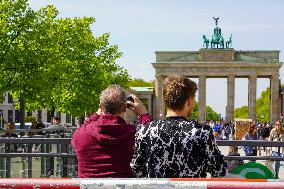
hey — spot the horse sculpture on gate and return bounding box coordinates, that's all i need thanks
[226,34,232,48]
[202,35,210,49]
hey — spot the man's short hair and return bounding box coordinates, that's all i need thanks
[99,85,127,115]
[163,75,198,110]
[52,116,60,121]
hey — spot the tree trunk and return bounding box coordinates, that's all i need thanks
[50,105,55,118]
[79,115,85,125]
[19,96,25,129]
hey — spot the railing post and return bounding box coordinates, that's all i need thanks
[27,143,32,178]
[61,134,68,178]
[40,141,45,177]
[5,143,10,178]
[45,133,54,177]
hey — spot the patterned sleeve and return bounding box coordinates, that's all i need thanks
[204,127,227,177]
[130,124,148,177]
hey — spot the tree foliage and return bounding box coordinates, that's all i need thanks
[234,106,248,119]
[0,0,129,117]
[190,102,220,121]
[234,86,274,122]
[256,87,271,122]
[128,78,154,87]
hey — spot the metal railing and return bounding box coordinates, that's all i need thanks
[0,128,77,178]
[217,140,284,161]
[1,128,284,178]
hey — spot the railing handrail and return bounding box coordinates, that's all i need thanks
[0,138,71,144]
[0,153,284,161]
[0,153,76,158]
[0,127,78,133]
[2,138,284,146]
[216,140,284,147]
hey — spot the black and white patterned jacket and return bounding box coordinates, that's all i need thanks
[131,116,227,178]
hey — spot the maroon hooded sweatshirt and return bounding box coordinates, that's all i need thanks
[71,112,152,178]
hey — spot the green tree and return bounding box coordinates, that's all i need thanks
[234,86,276,122]
[234,106,249,119]
[0,0,129,127]
[0,0,41,128]
[129,78,154,87]
[256,87,270,122]
[206,105,220,121]
[190,102,220,121]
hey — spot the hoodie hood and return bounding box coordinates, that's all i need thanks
[86,114,136,146]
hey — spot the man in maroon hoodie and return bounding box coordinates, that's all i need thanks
[71,85,152,178]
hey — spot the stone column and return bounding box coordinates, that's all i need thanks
[227,75,235,122]
[248,75,257,121]
[147,97,152,116]
[154,75,165,119]
[198,75,206,121]
[270,74,280,122]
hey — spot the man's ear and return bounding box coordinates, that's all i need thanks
[99,104,105,113]
[187,96,194,106]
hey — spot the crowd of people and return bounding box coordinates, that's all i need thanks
[205,121,234,140]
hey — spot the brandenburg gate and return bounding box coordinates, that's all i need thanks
[152,18,282,122]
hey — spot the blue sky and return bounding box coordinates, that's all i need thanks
[29,0,284,117]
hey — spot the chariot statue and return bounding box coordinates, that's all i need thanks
[211,32,224,48]
[201,17,232,49]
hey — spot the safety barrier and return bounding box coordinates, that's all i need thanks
[1,136,284,178]
[1,178,284,189]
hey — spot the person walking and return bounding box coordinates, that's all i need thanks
[223,123,232,140]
